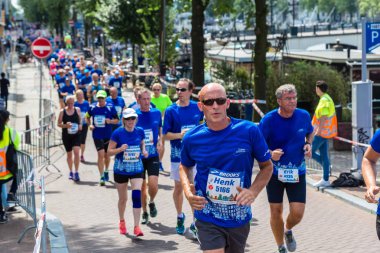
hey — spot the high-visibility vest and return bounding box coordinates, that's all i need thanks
[0,127,20,180]
[312,93,338,139]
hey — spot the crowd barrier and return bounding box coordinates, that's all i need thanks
[33,176,50,253]
[20,99,63,171]
[16,151,37,243]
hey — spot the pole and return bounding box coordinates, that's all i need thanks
[39,59,42,120]
[361,18,367,82]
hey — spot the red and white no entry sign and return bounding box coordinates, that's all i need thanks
[31,38,52,59]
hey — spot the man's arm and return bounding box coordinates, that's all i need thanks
[236,160,273,206]
[362,147,380,203]
[164,132,183,141]
[180,164,207,210]
[304,133,313,158]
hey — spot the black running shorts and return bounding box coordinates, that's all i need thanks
[142,156,160,179]
[266,173,306,203]
[114,173,144,184]
[94,138,110,152]
[195,219,250,253]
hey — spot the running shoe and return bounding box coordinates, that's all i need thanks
[74,172,80,182]
[69,171,74,180]
[0,212,8,224]
[80,155,85,163]
[176,213,186,235]
[7,193,17,202]
[159,162,164,172]
[141,212,149,224]
[284,230,296,252]
[149,202,157,217]
[104,170,109,182]
[134,226,144,237]
[278,245,287,253]
[189,222,198,240]
[100,177,105,186]
[313,179,330,188]
[119,220,127,234]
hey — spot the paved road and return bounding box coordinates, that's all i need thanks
[3,61,380,252]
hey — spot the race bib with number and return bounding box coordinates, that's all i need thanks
[206,169,243,205]
[115,106,122,117]
[113,82,120,88]
[278,168,299,183]
[80,112,86,120]
[94,115,106,128]
[144,129,155,155]
[123,145,141,162]
[67,123,79,134]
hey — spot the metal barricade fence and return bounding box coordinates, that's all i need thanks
[16,150,37,243]
[21,98,63,171]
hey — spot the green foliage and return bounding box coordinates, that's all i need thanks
[234,67,251,90]
[358,0,380,19]
[98,0,160,44]
[19,0,49,24]
[266,61,349,112]
[213,61,235,87]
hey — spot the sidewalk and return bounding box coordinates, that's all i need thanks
[1,59,380,252]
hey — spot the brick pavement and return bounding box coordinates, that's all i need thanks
[2,60,380,253]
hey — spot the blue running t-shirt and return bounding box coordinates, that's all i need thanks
[86,104,118,140]
[74,100,90,126]
[370,129,380,215]
[108,76,123,95]
[163,101,203,163]
[111,127,145,176]
[106,96,126,127]
[181,118,271,228]
[136,108,162,158]
[259,108,314,175]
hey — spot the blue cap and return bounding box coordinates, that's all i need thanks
[84,69,89,74]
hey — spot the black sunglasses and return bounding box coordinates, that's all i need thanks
[176,88,187,92]
[202,97,227,106]
[124,117,137,120]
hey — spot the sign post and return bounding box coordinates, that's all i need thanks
[351,19,379,178]
[31,38,52,121]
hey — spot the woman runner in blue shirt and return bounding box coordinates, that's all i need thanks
[108,108,148,237]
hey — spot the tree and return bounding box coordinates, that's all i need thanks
[358,0,380,20]
[75,0,103,47]
[266,61,349,112]
[19,0,49,25]
[19,0,70,37]
[98,0,160,66]
[253,0,268,121]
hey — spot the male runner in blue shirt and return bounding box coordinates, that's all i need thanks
[163,78,203,236]
[180,82,272,252]
[135,88,163,225]
[362,129,380,241]
[86,90,119,186]
[259,84,313,253]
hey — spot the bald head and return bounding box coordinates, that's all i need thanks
[198,83,226,101]
[110,87,118,98]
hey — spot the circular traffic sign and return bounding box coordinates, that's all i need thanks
[31,38,52,59]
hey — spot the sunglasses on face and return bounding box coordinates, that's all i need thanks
[124,117,137,121]
[202,97,227,106]
[152,89,161,91]
[176,88,187,92]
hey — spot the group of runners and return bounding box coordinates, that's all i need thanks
[52,54,380,253]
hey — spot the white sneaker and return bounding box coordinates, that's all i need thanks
[313,179,330,188]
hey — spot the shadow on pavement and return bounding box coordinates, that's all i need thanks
[146,222,175,236]
[157,183,173,191]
